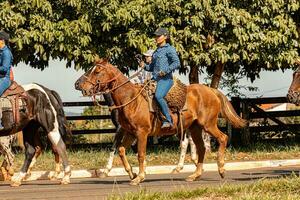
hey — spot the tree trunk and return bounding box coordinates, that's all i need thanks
[188,65,199,84]
[210,62,225,89]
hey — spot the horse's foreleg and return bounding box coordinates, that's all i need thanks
[118,134,136,180]
[11,124,37,187]
[130,134,148,186]
[186,124,205,182]
[48,131,71,185]
[172,132,189,174]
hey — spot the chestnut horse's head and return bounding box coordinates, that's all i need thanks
[75,58,118,96]
[287,66,300,106]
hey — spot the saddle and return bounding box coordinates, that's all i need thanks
[0,81,27,125]
[141,78,187,115]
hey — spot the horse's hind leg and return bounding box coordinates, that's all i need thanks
[205,124,228,178]
[118,133,136,180]
[100,128,124,178]
[48,130,71,185]
[186,124,206,182]
[172,132,189,174]
[11,122,38,187]
[0,135,15,181]
[49,145,61,180]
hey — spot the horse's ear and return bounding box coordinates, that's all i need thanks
[101,58,109,65]
[94,57,109,66]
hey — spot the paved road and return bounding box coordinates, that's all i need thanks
[0,165,299,200]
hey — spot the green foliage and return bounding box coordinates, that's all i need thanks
[1,0,299,81]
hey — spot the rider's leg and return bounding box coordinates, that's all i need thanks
[155,78,174,127]
[0,77,11,130]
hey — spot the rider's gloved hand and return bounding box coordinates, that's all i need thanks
[139,61,145,68]
[159,71,166,77]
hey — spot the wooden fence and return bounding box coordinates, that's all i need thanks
[63,101,116,135]
[63,97,300,146]
[231,97,300,145]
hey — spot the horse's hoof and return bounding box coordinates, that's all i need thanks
[24,173,31,181]
[219,172,225,179]
[185,176,195,182]
[49,176,58,181]
[130,172,137,180]
[219,169,225,179]
[98,172,108,178]
[185,175,201,182]
[10,181,22,187]
[60,179,70,185]
[129,177,145,186]
[129,180,139,186]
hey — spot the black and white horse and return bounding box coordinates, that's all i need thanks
[0,83,71,186]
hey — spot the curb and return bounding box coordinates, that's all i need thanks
[18,159,300,181]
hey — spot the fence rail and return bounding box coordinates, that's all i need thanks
[231,96,300,146]
[63,97,300,145]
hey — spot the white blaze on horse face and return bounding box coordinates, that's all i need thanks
[22,84,60,142]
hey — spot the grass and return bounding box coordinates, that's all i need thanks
[10,140,300,171]
[108,174,300,200]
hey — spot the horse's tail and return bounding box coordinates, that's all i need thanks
[50,90,72,145]
[212,89,247,128]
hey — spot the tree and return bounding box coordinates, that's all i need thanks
[0,0,93,70]
[1,0,299,84]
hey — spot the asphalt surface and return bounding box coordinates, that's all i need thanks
[0,165,299,200]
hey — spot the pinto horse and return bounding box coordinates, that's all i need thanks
[75,59,246,185]
[287,66,300,105]
[0,83,71,186]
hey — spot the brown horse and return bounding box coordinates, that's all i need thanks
[75,59,246,185]
[287,66,300,106]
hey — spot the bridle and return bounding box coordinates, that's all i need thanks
[84,63,149,109]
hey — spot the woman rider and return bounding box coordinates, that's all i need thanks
[0,31,13,130]
[140,28,181,128]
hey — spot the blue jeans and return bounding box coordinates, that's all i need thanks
[155,78,173,124]
[0,77,11,96]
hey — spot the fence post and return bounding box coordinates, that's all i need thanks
[241,99,251,146]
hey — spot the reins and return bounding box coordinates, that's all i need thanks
[108,80,152,110]
[96,67,144,95]
[91,66,150,110]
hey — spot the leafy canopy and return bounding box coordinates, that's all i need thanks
[0,0,299,81]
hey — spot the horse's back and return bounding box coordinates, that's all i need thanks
[186,84,221,114]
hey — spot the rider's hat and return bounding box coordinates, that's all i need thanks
[154,28,169,36]
[0,31,10,41]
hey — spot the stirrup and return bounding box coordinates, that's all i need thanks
[161,121,172,129]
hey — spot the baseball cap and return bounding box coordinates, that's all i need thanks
[154,28,169,36]
[0,31,10,40]
[143,49,155,57]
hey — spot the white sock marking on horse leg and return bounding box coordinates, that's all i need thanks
[177,135,189,169]
[48,131,61,146]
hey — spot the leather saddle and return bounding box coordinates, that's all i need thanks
[0,81,27,125]
[141,78,188,115]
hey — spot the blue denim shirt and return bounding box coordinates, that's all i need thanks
[0,45,12,78]
[145,43,180,81]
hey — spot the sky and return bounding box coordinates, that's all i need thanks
[13,60,294,112]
